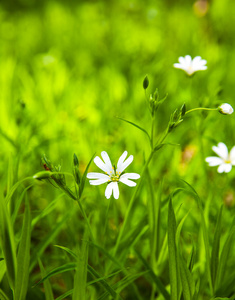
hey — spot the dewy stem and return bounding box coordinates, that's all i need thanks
[185,107,218,115]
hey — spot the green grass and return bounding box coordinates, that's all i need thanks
[1,0,235,299]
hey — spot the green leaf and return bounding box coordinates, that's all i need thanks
[215,225,235,290]
[168,197,179,300]
[88,264,119,299]
[11,185,33,224]
[179,255,195,300]
[0,198,17,291]
[35,263,76,286]
[79,153,96,198]
[38,259,54,300]
[72,228,88,300]
[117,117,151,144]
[54,245,77,259]
[0,288,10,300]
[211,205,223,288]
[181,179,213,294]
[30,209,74,272]
[134,248,170,300]
[55,290,73,300]
[15,196,31,300]
[175,209,191,248]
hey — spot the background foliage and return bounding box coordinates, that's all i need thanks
[0,0,235,299]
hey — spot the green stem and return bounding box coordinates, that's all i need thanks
[151,114,155,150]
[76,198,95,243]
[185,107,218,115]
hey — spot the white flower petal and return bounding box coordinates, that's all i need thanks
[230,146,235,163]
[89,178,109,185]
[117,151,128,170]
[120,173,140,180]
[105,182,119,199]
[113,182,119,199]
[173,63,184,69]
[217,163,232,173]
[94,156,108,173]
[119,177,137,187]
[192,56,202,64]
[101,151,113,171]
[117,155,133,173]
[185,55,192,66]
[178,56,186,65]
[87,172,110,180]
[212,143,228,160]
[205,157,224,166]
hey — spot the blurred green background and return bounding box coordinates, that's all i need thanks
[1,0,235,298]
[1,0,235,195]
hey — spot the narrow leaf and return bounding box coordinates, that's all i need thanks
[134,248,170,300]
[72,228,89,300]
[30,209,73,272]
[38,259,54,300]
[79,153,96,198]
[215,225,235,290]
[15,196,31,300]
[0,288,9,300]
[211,205,223,288]
[168,197,179,300]
[0,198,17,291]
[117,117,151,143]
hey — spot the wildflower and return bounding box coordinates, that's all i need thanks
[218,103,234,115]
[205,142,235,173]
[87,151,140,199]
[173,55,207,76]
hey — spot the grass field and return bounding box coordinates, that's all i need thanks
[1,0,235,299]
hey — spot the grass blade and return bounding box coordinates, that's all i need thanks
[35,263,76,286]
[211,205,223,288]
[181,179,213,294]
[134,248,170,300]
[117,117,151,144]
[72,228,88,300]
[15,196,31,300]
[30,209,73,272]
[168,197,179,300]
[0,288,10,300]
[38,259,54,300]
[0,198,17,291]
[215,224,235,290]
[179,254,195,300]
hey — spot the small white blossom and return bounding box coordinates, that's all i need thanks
[173,55,207,76]
[87,151,140,199]
[205,142,235,173]
[218,103,234,115]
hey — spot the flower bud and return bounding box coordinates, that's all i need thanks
[33,171,52,180]
[218,103,234,115]
[143,76,149,90]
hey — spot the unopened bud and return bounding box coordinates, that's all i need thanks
[143,76,149,90]
[33,171,52,180]
[218,103,234,115]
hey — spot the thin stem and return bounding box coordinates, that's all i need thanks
[76,198,95,243]
[185,107,218,115]
[150,114,155,150]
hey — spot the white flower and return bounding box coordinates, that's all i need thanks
[87,151,140,199]
[205,142,235,173]
[218,103,234,115]
[173,55,207,76]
